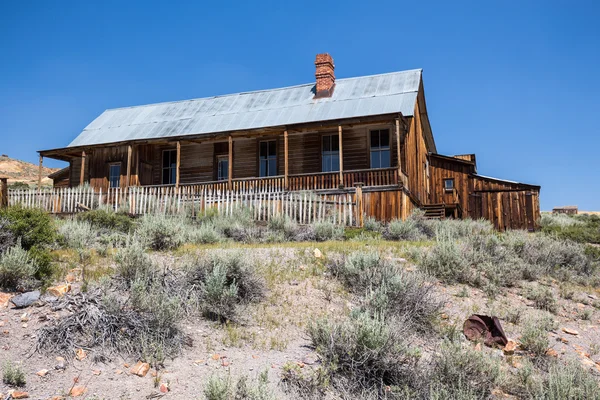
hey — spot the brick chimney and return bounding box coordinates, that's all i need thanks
[314,53,335,98]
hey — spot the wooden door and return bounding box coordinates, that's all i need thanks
[140,162,153,186]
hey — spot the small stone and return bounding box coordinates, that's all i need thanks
[251,355,259,359]
[296,362,305,368]
[123,363,130,368]
[65,273,76,283]
[115,369,123,375]
[221,360,230,367]
[11,391,29,399]
[0,292,11,308]
[194,359,205,364]
[562,327,579,336]
[559,337,569,344]
[160,383,170,393]
[76,348,87,360]
[298,265,306,271]
[211,354,220,360]
[546,348,559,357]
[474,343,482,351]
[581,358,596,368]
[130,361,150,377]
[20,313,29,322]
[55,356,66,370]
[503,340,518,355]
[36,369,49,377]
[46,284,71,298]
[21,323,28,328]
[69,386,86,397]
[91,369,101,375]
[10,291,40,308]
[313,248,322,259]
[441,313,449,320]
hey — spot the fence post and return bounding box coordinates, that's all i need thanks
[354,183,364,227]
[0,177,7,209]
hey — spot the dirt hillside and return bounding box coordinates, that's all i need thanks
[0,155,59,187]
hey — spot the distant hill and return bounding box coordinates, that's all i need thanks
[0,154,59,188]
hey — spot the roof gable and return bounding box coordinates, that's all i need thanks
[66,69,422,148]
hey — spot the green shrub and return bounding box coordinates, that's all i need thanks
[428,341,501,399]
[0,244,38,289]
[363,217,382,232]
[114,237,153,285]
[0,218,16,254]
[308,311,418,394]
[2,361,26,386]
[0,205,57,250]
[384,218,425,241]
[188,223,223,244]
[28,245,55,285]
[59,219,98,249]
[520,312,555,357]
[313,221,344,242]
[419,235,470,284]
[535,360,600,399]
[136,214,184,250]
[77,207,134,233]
[204,371,274,400]
[526,285,558,313]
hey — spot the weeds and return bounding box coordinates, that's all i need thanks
[526,285,558,313]
[0,205,57,250]
[2,361,26,386]
[77,206,134,233]
[520,312,555,357]
[0,243,38,290]
[204,371,274,400]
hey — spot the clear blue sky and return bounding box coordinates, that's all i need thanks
[1,1,598,210]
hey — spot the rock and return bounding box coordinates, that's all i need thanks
[91,369,101,375]
[76,348,87,360]
[55,356,66,370]
[559,337,569,344]
[313,248,322,258]
[160,383,170,393]
[10,291,40,308]
[581,358,596,368]
[130,361,150,377]
[221,360,230,367]
[20,313,29,322]
[11,391,29,399]
[115,369,123,375]
[503,340,518,355]
[546,348,559,357]
[0,292,12,308]
[69,386,86,397]
[65,273,76,283]
[562,327,580,336]
[211,354,221,360]
[46,284,71,298]
[36,369,49,377]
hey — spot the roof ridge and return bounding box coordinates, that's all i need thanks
[102,69,423,112]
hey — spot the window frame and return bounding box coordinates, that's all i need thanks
[321,133,340,172]
[443,178,455,192]
[162,149,177,185]
[369,128,391,169]
[258,139,278,177]
[217,155,229,181]
[108,163,121,188]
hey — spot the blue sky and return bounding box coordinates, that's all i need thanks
[0,1,598,210]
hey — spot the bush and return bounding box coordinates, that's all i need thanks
[0,244,38,290]
[535,360,600,399]
[188,223,223,244]
[428,341,501,399]
[0,205,57,250]
[363,217,382,232]
[186,252,265,321]
[0,218,15,254]
[520,312,555,357]
[384,218,425,241]
[114,237,153,285]
[2,361,26,386]
[526,285,558,313]
[308,311,418,394]
[77,207,134,233]
[204,371,274,400]
[313,221,344,242]
[330,251,441,331]
[136,214,184,250]
[59,219,98,249]
[418,235,470,284]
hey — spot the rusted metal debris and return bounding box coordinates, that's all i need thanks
[463,314,508,347]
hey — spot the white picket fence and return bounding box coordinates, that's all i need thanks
[7,186,359,226]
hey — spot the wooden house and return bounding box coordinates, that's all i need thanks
[552,206,578,215]
[37,53,540,230]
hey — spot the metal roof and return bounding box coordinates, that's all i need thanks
[65,69,422,148]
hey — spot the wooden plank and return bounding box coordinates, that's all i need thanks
[338,125,343,186]
[126,145,132,187]
[175,141,181,189]
[228,135,233,190]
[284,130,289,189]
[80,151,86,186]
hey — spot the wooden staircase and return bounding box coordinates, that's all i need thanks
[422,204,446,220]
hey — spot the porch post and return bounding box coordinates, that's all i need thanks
[38,155,43,193]
[80,151,86,187]
[284,130,289,190]
[338,125,343,187]
[1,177,8,209]
[126,145,132,187]
[175,141,181,189]
[395,118,402,174]
[228,135,233,190]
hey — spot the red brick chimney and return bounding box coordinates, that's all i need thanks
[314,53,335,98]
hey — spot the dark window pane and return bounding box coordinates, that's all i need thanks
[162,169,170,184]
[371,131,379,148]
[171,168,176,184]
[268,141,276,157]
[163,151,170,168]
[268,159,277,176]
[371,151,379,168]
[322,136,330,152]
[380,130,390,147]
[331,134,339,151]
[259,160,267,177]
[332,154,339,171]
[380,150,390,167]
[322,155,330,172]
[260,142,267,158]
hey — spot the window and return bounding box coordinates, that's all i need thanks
[217,156,229,181]
[322,134,340,172]
[259,140,277,177]
[162,150,177,185]
[370,129,391,168]
[109,164,121,188]
[444,178,454,192]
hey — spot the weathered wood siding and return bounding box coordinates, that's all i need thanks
[403,95,431,204]
[428,155,475,213]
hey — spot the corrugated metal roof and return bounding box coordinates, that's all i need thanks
[66,69,422,148]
